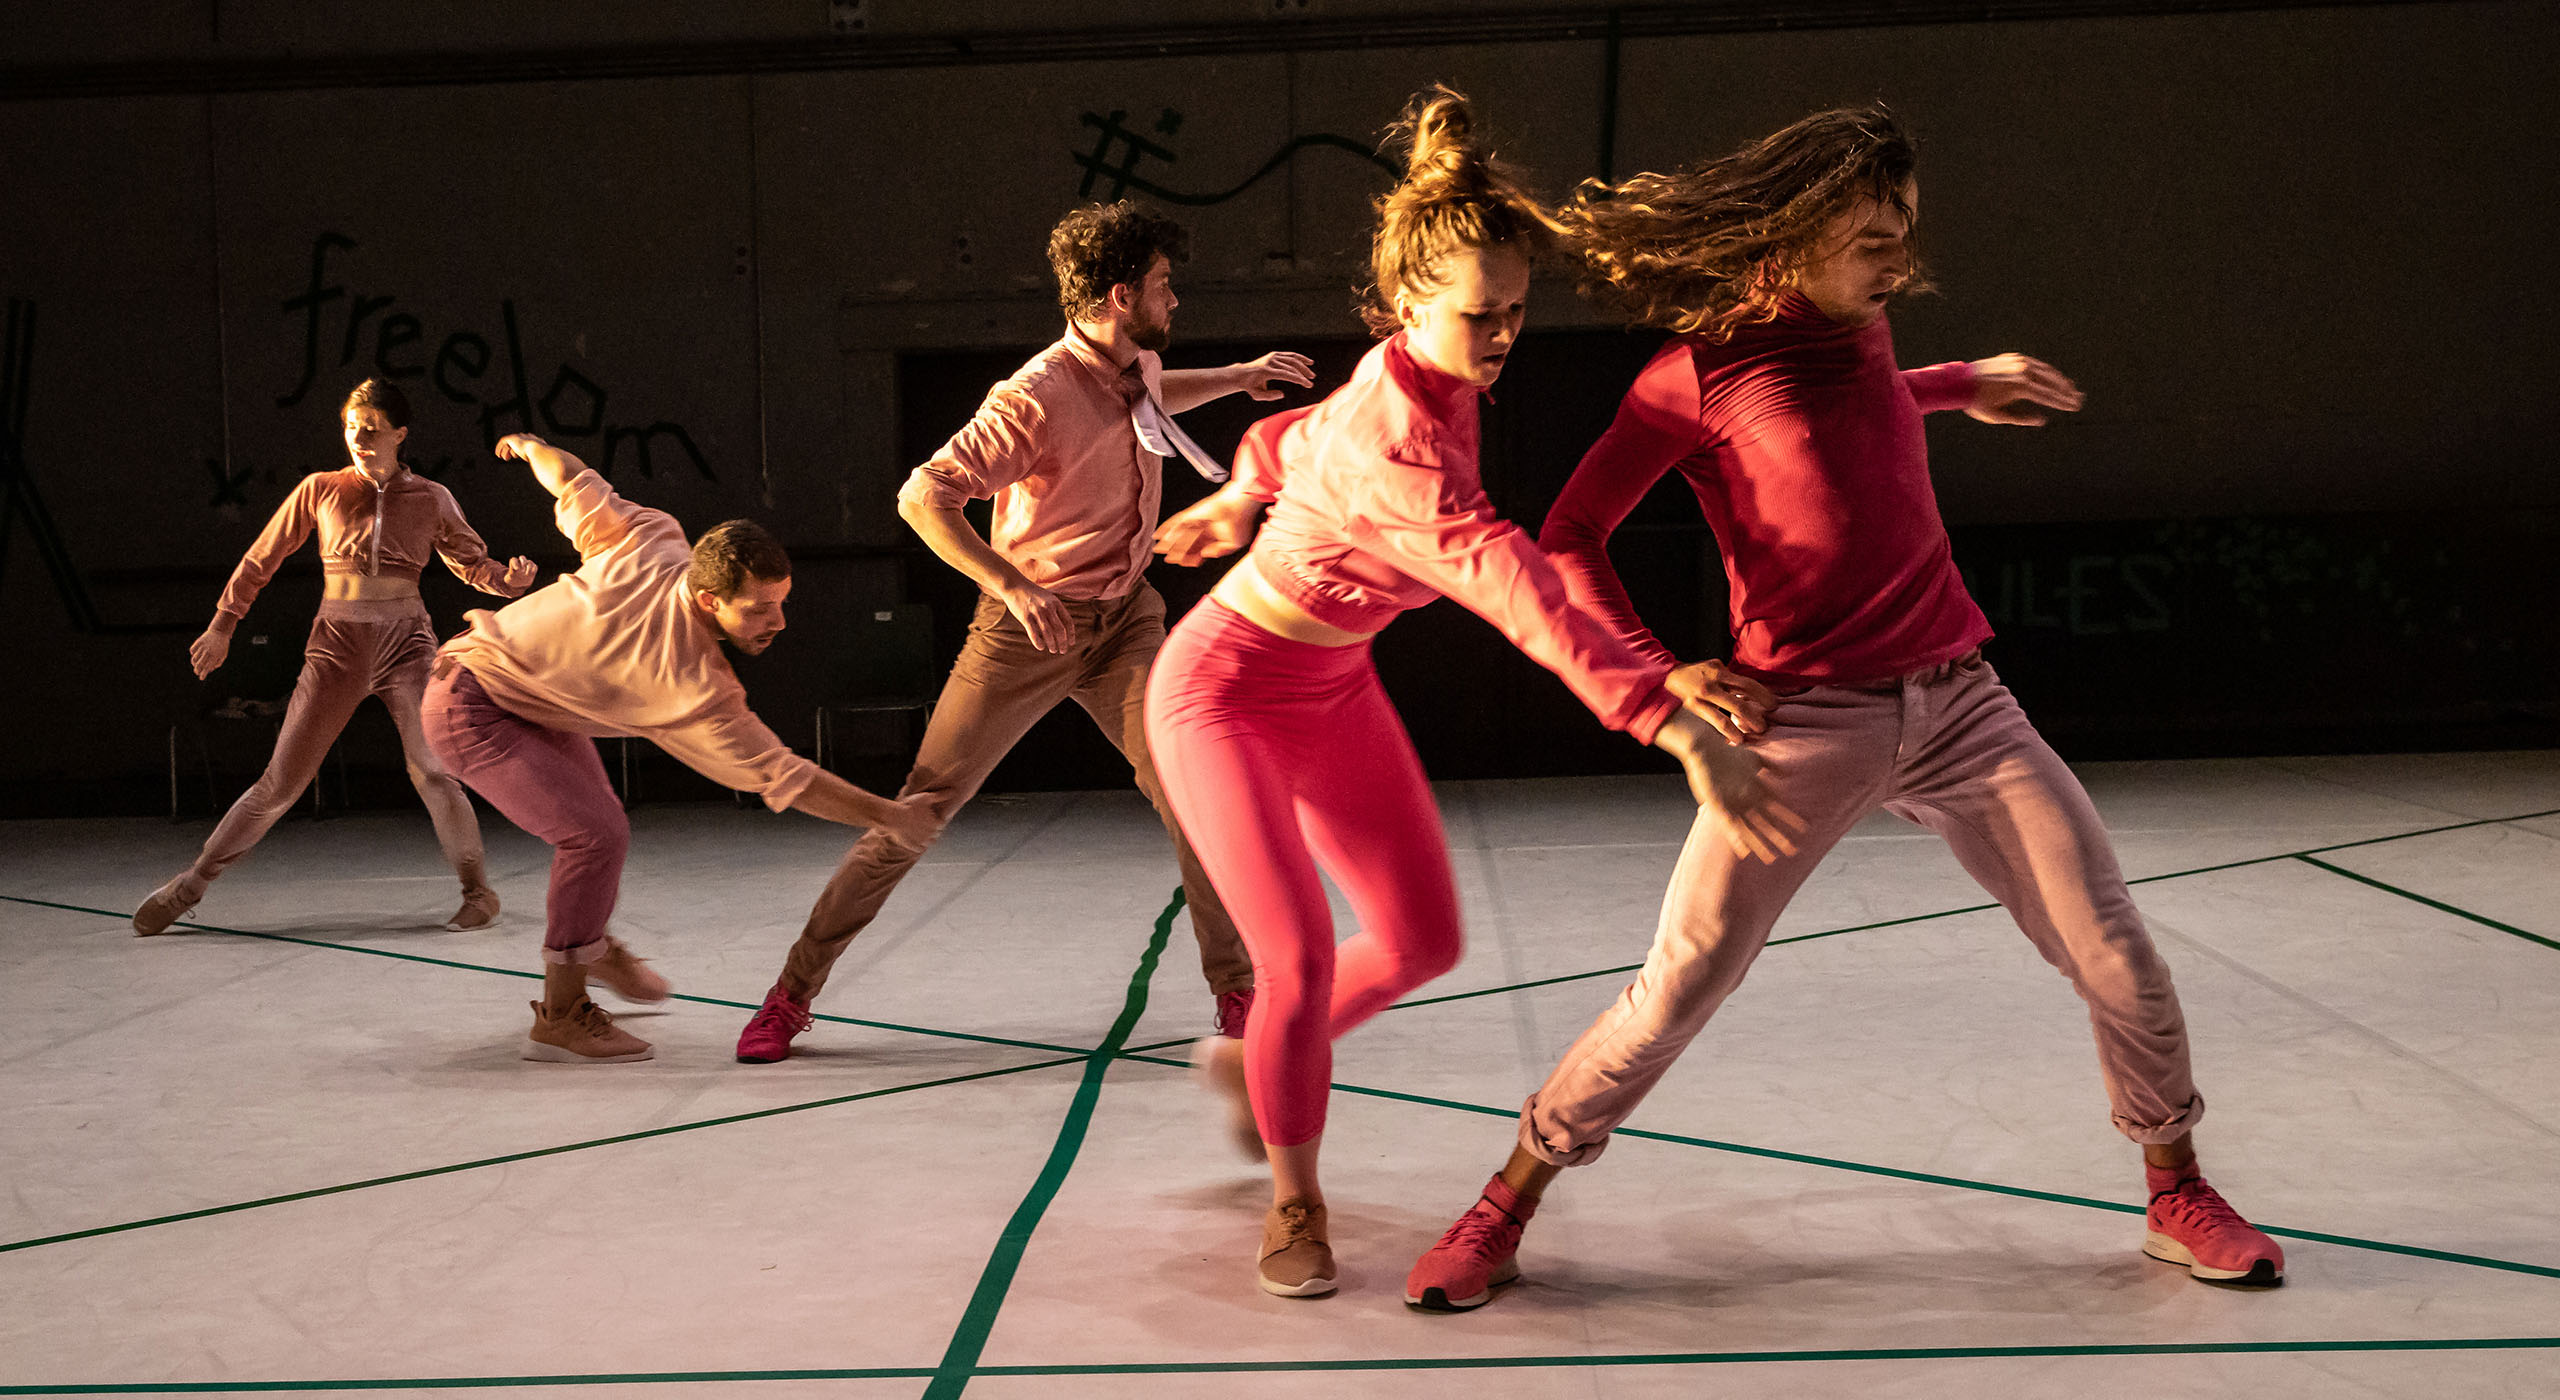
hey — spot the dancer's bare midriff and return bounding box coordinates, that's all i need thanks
[1208,556,1374,648]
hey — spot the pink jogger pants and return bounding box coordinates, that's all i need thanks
[1145,600,1464,1148]
[1520,652,2205,1165]
[420,664,626,964]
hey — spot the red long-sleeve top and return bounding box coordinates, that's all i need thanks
[1232,332,1679,745]
[1539,296,1991,686]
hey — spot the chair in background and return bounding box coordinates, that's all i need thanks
[166,626,346,821]
[814,603,938,774]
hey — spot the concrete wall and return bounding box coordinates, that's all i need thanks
[4,1,2554,810]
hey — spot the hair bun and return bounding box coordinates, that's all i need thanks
[1396,86,1482,192]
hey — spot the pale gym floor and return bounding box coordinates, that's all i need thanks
[3,751,2556,1397]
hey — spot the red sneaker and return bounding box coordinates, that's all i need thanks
[1406,1175,1537,1311]
[2143,1164,2284,1286]
[735,983,813,1064]
[1214,987,1254,1040]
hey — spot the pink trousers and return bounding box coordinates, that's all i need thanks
[1145,600,1464,1147]
[1520,652,2204,1165]
[420,664,625,964]
[188,597,485,893]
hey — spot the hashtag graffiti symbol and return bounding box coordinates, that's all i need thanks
[1076,109,1178,201]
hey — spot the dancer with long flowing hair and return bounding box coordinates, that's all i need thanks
[1405,105,2282,1312]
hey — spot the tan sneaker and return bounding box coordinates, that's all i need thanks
[523,998,653,1064]
[589,936,672,1005]
[133,872,208,937]
[1258,1197,1336,1298]
[1191,1035,1266,1161]
[446,884,501,932]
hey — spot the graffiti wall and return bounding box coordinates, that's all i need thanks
[3,2,2554,809]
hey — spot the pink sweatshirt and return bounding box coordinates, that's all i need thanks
[436,470,819,811]
[213,465,523,629]
[1541,296,1991,686]
[1232,333,1679,745]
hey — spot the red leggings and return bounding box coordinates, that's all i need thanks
[1144,599,1463,1147]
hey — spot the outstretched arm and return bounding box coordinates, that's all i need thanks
[790,772,939,850]
[1159,352,1316,413]
[494,432,586,495]
[194,477,321,679]
[432,489,537,597]
[1904,354,2083,425]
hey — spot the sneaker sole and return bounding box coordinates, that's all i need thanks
[1258,1273,1338,1298]
[445,914,504,932]
[2142,1231,2283,1286]
[735,1048,791,1064]
[1406,1257,1522,1311]
[522,1039,654,1064]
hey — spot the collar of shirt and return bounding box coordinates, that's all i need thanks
[1383,332,1486,413]
[1063,323,1150,407]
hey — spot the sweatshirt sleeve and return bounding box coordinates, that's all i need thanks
[1901,360,1979,413]
[645,683,822,813]
[432,485,526,597]
[1348,438,1679,744]
[1534,343,1705,670]
[1231,405,1319,503]
[211,475,322,631]
[553,468,684,564]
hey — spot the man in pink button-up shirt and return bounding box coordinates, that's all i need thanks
[736,201,1314,1063]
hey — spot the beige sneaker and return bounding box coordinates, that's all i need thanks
[1191,1035,1265,1161]
[133,872,208,937]
[1259,1197,1336,1298]
[589,936,672,1005]
[446,884,502,932]
[523,998,653,1064]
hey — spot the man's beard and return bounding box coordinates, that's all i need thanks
[1129,308,1172,353]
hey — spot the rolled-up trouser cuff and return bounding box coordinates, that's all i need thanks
[2114,1091,2205,1146]
[1516,1094,1610,1168]
[543,937,612,967]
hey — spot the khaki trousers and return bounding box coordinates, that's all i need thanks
[781,583,1252,1002]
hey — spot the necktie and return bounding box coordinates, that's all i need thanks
[1131,392,1229,484]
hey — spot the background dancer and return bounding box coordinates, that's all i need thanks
[1145,88,1794,1299]
[1405,105,2284,1313]
[423,433,933,1064]
[134,379,535,937]
[734,201,1314,1064]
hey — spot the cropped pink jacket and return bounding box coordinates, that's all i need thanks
[213,465,524,630]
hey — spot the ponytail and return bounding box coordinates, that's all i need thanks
[1359,86,1565,335]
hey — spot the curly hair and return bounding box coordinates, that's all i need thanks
[341,377,412,429]
[687,518,791,599]
[1047,201,1190,322]
[1355,86,1567,336]
[1563,103,1929,342]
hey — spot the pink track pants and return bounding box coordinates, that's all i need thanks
[1145,599,1464,1148]
[420,663,627,964]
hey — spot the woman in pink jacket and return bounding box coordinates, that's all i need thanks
[1144,89,1797,1299]
[135,379,536,936]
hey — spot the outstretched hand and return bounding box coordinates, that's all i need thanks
[872,791,941,853]
[493,433,549,462]
[1964,353,2084,426]
[499,556,539,592]
[1235,352,1316,402]
[1153,488,1263,567]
